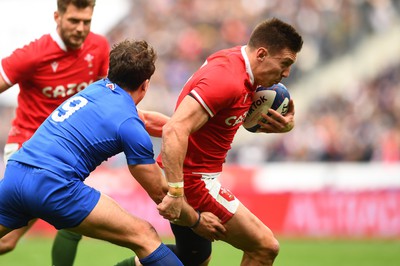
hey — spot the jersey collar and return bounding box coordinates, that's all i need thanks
[103,78,136,105]
[241,45,254,86]
[50,30,68,52]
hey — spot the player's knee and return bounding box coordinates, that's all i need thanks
[265,237,280,259]
[0,238,17,254]
[258,235,280,261]
[138,221,158,237]
[246,234,280,263]
[109,219,160,253]
[132,221,160,247]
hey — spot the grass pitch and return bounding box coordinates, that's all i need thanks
[0,236,399,265]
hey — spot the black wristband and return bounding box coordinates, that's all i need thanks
[189,210,201,229]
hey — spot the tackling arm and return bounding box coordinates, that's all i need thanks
[129,163,226,240]
[137,109,170,138]
[128,163,167,204]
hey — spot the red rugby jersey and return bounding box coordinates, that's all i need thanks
[159,46,257,173]
[0,31,109,144]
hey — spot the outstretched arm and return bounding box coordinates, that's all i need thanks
[137,109,170,138]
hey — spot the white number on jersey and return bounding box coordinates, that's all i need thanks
[51,96,88,122]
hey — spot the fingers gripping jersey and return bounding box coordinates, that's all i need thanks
[10,79,155,181]
[0,31,109,144]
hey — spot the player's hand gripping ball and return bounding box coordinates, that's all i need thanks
[243,83,290,132]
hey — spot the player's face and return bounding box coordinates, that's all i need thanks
[254,48,297,87]
[55,4,93,50]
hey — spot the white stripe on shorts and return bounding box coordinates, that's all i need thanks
[195,172,240,214]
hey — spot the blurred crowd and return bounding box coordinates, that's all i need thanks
[231,63,400,163]
[1,0,400,163]
[106,0,400,115]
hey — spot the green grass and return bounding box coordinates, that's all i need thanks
[275,238,400,266]
[0,236,399,265]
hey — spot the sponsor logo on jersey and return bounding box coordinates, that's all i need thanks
[225,111,248,127]
[42,80,93,98]
[51,61,59,72]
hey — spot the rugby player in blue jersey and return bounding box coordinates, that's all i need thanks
[0,39,225,266]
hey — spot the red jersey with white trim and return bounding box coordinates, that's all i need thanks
[0,31,109,144]
[159,46,256,173]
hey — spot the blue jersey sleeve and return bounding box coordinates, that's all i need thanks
[119,117,155,165]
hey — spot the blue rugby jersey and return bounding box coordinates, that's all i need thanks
[9,78,155,181]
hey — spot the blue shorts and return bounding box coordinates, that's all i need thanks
[0,161,101,229]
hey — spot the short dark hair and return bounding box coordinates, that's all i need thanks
[57,0,96,14]
[248,18,303,55]
[108,40,157,91]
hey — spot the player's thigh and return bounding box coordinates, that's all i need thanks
[222,203,277,252]
[70,193,161,256]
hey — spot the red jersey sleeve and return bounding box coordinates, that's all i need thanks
[188,56,246,117]
[1,39,41,86]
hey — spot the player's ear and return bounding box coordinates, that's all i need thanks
[54,11,60,25]
[135,80,150,104]
[257,47,268,62]
[141,79,150,93]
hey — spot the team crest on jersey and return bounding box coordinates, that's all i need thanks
[106,83,115,90]
[84,53,94,68]
[51,61,58,72]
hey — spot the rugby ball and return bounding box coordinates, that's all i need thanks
[243,83,290,132]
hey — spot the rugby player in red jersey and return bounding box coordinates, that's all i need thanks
[157,18,303,266]
[0,1,169,265]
